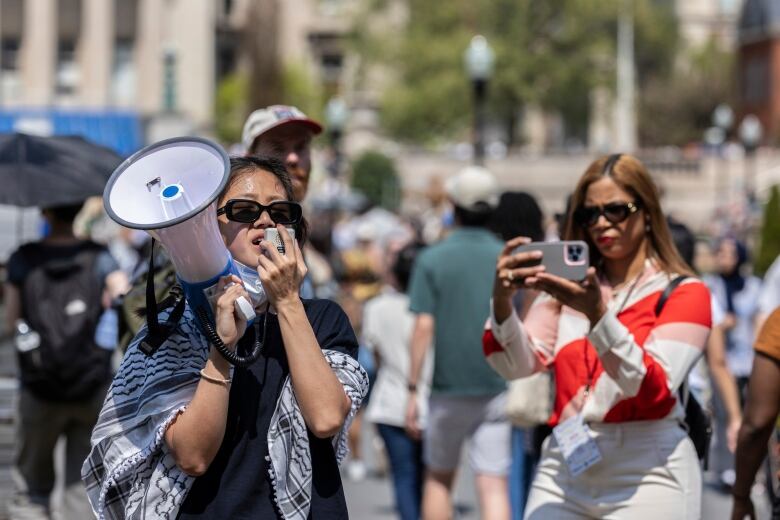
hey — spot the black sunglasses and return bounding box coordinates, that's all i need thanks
[574,201,641,227]
[217,199,302,225]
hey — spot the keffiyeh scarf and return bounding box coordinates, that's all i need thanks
[81,308,368,520]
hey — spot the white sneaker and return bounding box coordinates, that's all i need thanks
[346,460,367,481]
[720,469,736,488]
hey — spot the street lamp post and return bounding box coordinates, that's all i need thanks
[325,96,349,178]
[710,103,733,203]
[162,47,177,112]
[739,114,763,207]
[713,103,734,135]
[464,35,494,165]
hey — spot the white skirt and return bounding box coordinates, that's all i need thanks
[524,419,701,520]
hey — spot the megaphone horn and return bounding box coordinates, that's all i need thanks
[104,137,259,364]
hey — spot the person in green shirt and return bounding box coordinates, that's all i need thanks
[405,166,511,520]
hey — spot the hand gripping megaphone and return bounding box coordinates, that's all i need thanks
[104,137,263,366]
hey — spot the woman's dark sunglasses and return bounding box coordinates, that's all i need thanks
[574,201,641,227]
[217,199,302,225]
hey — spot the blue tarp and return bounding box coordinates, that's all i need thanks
[0,110,142,157]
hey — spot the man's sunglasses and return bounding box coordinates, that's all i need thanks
[573,201,641,227]
[217,199,302,225]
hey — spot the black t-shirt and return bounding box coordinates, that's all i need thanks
[178,298,359,519]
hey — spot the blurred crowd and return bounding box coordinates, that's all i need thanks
[2,104,780,520]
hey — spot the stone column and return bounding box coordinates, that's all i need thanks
[79,0,113,106]
[135,0,163,115]
[171,0,215,130]
[19,0,56,105]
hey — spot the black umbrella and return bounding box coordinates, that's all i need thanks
[0,133,123,207]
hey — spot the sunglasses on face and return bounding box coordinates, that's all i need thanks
[573,201,641,228]
[217,199,302,225]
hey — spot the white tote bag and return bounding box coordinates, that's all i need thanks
[505,371,554,428]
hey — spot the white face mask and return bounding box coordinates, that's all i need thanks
[233,259,268,308]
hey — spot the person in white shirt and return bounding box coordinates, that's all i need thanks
[363,243,432,520]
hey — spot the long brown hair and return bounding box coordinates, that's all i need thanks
[562,154,694,277]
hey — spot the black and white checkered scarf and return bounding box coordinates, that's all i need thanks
[81,307,368,520]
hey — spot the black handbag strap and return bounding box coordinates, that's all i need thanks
[654,275,688,317]
[653,274,712,465]
[653,276,692,402]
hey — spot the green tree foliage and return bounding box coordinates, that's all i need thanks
[350,150,401,211]
[214,63,323,146]
[281,62,325,123]
[756,185,780,276]
[353,0,678,146]
[639,39,736,146]
[215,73,248,145]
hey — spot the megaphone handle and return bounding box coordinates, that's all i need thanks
[196,303,268,368]
[234,296,256,322]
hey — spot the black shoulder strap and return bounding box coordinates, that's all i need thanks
[655,275,688,317]
[138,238,185,356]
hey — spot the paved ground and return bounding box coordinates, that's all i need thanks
[342,424,770,520]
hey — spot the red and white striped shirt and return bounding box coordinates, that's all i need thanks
[483,260,712,426]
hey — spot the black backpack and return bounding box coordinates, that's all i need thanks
[16,241,113,401]
[656,275,713,468]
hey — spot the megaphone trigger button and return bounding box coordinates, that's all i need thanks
[235,296,256,322]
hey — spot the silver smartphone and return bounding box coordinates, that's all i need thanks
[263,227,296,255]
[511,240,589,281]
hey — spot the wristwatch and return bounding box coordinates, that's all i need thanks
[407,383,417,392]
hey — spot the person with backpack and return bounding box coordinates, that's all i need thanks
[482,154,712,519]
[3,202,127,520]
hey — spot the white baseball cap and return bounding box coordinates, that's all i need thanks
[445,166,500,211]
[242,105,323,151]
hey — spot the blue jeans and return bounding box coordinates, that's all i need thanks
[510,427,538,520]
[376,423,424,520]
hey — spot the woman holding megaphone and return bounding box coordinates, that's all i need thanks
[83,155,368,519]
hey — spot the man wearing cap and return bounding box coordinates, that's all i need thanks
[242,105,322,203]
[405,166,510,520]
[242,105,323,299]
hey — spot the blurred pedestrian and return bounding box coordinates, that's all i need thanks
[406,166,511,520]
[489,191,546,520]
[731,306,780,520]
[364,242,431,520]
[757,254,780,329]
[485,154,711,519]
[3,202,126,520]
[243,104,326,299]
[704,237,762,488]
[668,219,742,458]
[419,175,451,244]
[335,221,384,481]
[242,104,321,204]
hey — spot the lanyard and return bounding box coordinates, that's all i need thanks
[583,267,645,397]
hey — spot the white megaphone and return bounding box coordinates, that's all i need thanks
[103,137,257,357]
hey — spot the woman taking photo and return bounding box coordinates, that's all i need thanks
[83,156,368,519]
[483,154,711,519]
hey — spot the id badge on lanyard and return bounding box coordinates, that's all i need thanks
[552,414,603,477]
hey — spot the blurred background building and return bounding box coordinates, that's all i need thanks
[738,0,780,141]
[0,0,365,153]
[2,0,780,239]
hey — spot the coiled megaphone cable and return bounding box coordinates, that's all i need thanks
[196,302,269,368]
